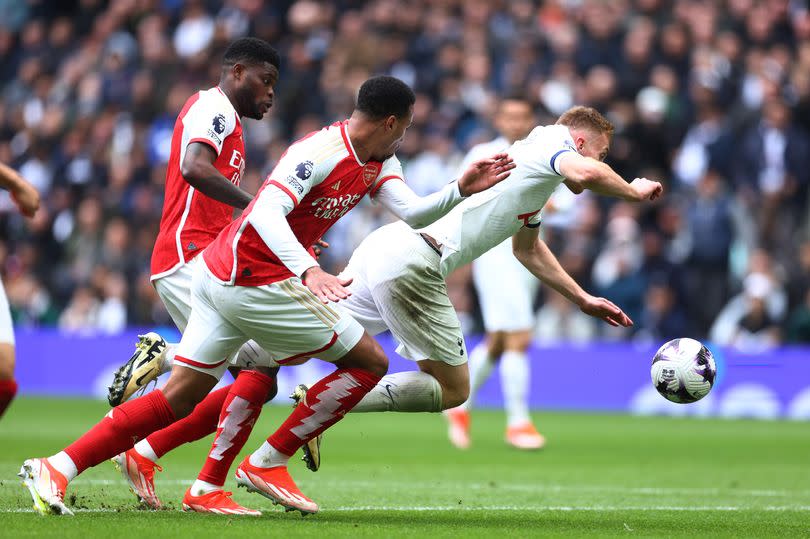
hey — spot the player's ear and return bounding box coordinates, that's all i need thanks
[231,62,244,81]
[384,115,396,131]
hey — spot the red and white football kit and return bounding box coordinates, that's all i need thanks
[150,86,244,331]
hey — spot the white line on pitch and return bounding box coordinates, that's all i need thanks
[4,478,809,499]
[2,505,810,514]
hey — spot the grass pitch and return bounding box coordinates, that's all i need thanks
[1,397,809,538]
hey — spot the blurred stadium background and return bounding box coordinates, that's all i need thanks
[0,0,808,416]
[1,0,810,534]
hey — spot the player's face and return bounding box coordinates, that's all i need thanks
[374,107,414,161]
[576,131,610,162]
[234,61,278,120]
[494,100,534,143]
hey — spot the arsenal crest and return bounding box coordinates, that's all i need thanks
[362,164,379,186]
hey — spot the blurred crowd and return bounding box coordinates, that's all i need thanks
[0,0,809,348]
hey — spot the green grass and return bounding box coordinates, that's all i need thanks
[1,397,809,538]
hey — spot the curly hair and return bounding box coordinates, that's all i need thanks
[356,76,415,120]
[222,37,280,69]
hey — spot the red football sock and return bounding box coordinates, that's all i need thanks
[145,385,231,459]
[64,390,175,474]
[268,368,381,456]
[0,379,17,419]
[197,371,276,486]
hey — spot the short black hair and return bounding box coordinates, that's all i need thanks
[222,37,280,69]
[356,76,415,120]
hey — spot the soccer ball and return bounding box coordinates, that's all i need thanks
[651,338,716,403]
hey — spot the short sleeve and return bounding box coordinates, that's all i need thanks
[182,92,237,157]
[370,155,404,198]
[266,144,329,206]
[518,125,577,179]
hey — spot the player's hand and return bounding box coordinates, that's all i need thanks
[10,181,40,218]
[629,177,663,202]
[579,295,633,327]
[310,239,329,260]
[457,152,516,196]
[302,266,352,303]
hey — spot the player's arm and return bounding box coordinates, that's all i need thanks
[512,226,633,327]
[0,161,40,217]
[556,152,662,202]
[374,153,515,228]
[180,142,253,209]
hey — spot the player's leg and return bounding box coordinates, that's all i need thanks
[228,278,384,514]
[445,331,504,447]
[20,267,242,515]
[501,329,545,449]
[347,222,469,415]
[181,367,276,515]
[0,279,17,419]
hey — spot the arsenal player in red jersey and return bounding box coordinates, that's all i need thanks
[20,76,515,516]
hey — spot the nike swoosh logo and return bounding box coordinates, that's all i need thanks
[384,383,395,402]
[135,368,157,387]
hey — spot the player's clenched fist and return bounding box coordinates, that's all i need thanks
[629,177,663,201]
[302,266,353,304]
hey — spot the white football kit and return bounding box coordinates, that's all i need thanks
[339,124,577,365]
[0,278,14,345]
[462,137,539,333]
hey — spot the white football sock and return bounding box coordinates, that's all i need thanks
[249,441,290,468]
[161,343,177,374]
[236,340,279,368]
[500,350,531,427]
[460,343,497,411]
[48,451,78,481]
[133,439,158,463]
[351,371,442,412]
[190,479,222,495]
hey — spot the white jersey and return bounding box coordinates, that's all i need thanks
[421,124,576,277]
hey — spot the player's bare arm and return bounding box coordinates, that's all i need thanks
[456,152,516,196]
[181,142,254,209]
[557,152,663,202]
[0,162,39,217]
[512,226,633,327]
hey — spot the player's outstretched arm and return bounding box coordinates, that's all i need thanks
[374,153,514,229]
[512,227,633,328]
[557,152,662,202]
[181,142,253,209]
[0,161,39,217]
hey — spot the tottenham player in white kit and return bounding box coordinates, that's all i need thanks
[0,162,40,421]
[446,96,546,450]
[337,106,662,421]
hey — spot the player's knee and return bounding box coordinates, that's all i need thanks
[441,380,470,410]
[365,344,388,377]
[161,368,216,418]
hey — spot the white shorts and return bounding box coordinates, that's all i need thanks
[472,237,538,332]
[153,259,198,332]
[0,277,14,345]
[339,221,468,366]
[174,262,365,379]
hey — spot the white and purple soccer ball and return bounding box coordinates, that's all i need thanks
[651,338,717,404]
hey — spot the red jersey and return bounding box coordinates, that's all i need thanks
[203,120,403,286]
[150,86,245,280]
